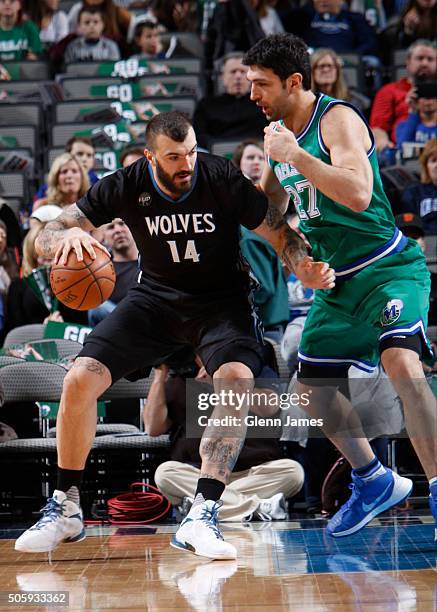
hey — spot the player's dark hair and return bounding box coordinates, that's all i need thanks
[78,5,104,21]
[243,34,312,91]
[146,111,192,150]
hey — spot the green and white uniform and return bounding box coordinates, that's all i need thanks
[269,93,432,372]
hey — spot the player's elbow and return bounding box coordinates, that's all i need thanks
[350,193,371,212]
[350,185,372,212]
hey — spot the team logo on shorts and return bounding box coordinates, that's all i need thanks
[138,192,151,207]
[380,299,404,326]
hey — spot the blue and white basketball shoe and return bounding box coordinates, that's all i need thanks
[15,490,85,553]
[327,467,413,537]
[171,499,237,559]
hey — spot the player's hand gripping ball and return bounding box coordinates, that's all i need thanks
[50,248,115,311]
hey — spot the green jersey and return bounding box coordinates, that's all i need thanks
[0,21,42,61]
[269,94,407,281]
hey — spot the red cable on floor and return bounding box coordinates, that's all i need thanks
[107,482,171,524]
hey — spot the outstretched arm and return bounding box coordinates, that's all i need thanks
[253,203,335,289]
[35,204,109,265]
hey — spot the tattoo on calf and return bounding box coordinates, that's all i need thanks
[200,438,245,477]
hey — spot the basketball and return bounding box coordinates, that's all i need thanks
[50,249,116,311]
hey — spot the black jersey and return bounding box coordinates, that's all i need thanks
[77,152,268,301]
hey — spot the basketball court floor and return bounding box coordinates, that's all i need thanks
[1,511,435,610]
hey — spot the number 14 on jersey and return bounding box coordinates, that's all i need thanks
[167,240,200,263]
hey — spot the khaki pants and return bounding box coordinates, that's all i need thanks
[154,459,304,522]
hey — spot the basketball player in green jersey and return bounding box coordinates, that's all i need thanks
[243,34,437,540]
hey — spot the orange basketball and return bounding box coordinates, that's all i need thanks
[50,249,116,311]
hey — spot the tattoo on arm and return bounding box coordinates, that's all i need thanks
[281,226,308,271]
[264,201,285,231]
[36,205,93,257]
[264,202,308,271]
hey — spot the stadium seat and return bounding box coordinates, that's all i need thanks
[0,172,28,203]
[65,57,201,77]
[53,96,196,124]
[0,103,42,129]
[60,75,201,101]
[2,61,50,81]
[3,323,46,346]
[0,125,36,155]
[211,139,242,159]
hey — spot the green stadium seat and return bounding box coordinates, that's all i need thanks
[65,57,201,77]
[60,75,200,101]
[2,61,50,81]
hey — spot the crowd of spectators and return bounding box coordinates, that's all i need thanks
[0,0,435,518]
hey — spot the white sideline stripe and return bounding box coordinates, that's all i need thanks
[335,231,403,277]
[298,352,376,373]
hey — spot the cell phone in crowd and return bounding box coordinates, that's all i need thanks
[415,81,437,99]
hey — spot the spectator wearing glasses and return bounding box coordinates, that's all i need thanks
[311,48,370,115]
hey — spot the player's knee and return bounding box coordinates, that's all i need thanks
[213,361,253,381]
[63,364,107,401]
[381,346,423,378]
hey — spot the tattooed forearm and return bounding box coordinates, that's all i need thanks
[264,200,286,231]
[35,204,92,257]
[263,202,308,272]
[280,226,308,271]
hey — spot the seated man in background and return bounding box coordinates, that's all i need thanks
[88,218,139,326]
[193,52,267,150]
[146,360,304,522]
[369,39,436,153]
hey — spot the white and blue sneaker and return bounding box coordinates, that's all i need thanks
[327,468,413,538]
[171,500,237,560]
[429,480,437,542]
[15,490,85,553]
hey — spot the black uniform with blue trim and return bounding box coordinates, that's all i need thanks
[268,94,432,375]
[76,153,268,380]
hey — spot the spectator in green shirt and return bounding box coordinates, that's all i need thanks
[0,0,41,61]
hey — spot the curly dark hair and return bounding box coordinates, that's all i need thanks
[243,34,312,90]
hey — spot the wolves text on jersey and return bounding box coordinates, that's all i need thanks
[145,213,216,236]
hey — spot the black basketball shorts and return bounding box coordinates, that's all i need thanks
[78,285,264,382]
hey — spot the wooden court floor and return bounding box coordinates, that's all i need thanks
[0,519,436,611]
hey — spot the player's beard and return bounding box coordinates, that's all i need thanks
[155,160,194,197]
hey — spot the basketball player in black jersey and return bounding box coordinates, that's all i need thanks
[16,112,334,559]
